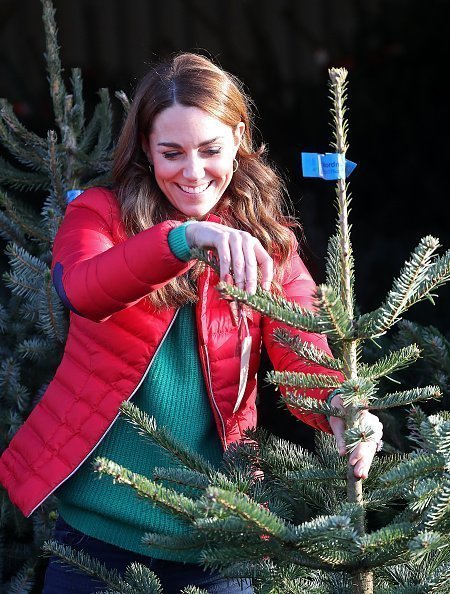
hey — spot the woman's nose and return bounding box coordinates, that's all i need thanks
[183,155,205,180]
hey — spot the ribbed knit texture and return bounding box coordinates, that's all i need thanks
[56,305,224,562]
[168,222,194,262]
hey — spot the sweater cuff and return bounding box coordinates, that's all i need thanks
[168,222,194,262]
[326,388,342,408]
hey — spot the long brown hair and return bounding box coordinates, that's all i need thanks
[113,52,298,308]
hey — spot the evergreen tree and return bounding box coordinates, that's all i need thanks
[43,70,450,593]
[0,0,120,590]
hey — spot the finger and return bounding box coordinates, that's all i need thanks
[353,459,370,480]
[241,233,258,294]
[349,439,377,463]
[216,232,232,281]
[228,233,246,289]
[329,417,347,456]
[349,443,376,477]
[254,241,273,291]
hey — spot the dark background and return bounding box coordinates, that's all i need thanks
[1,0,449,441]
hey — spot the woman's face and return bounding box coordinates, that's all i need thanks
[142,104,244,218]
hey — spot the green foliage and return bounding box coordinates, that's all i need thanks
[45,411,448,592]
[0,0,121,589]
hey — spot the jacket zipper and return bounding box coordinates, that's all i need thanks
[198,266,227,448]
[28,309,180,517]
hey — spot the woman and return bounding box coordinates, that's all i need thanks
[0,53,382,593]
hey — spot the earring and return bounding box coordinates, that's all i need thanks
[148,163,153,174]
[233,158,239,173]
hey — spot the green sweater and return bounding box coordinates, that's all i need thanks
[56,305,224,562]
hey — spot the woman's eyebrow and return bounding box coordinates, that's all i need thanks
[157,136,223,148]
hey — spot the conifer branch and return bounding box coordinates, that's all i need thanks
[339,377,377,407]
[17,337,54,361]
[363,485,408,511]
[0,191,47,243]
[379,453,446,487]
[46,130,67,210]
[122,562,164,594]
[421,477,450,529]
[38,271,67,342]
[273,327,344,371]
[5,559,36,594]
[368,386,441,410]
[406,248,450,309]
[419,413,450,456]
[280,392,345,418]
[88,89,113,160]
[78,102,106,155]
[426,562,450,592]
[408,479,441,515]
[0,156,49,192]
[0,208,27,248]
[93,457,199,522]
[216,282,321,332]
[41,0,67,130]
[356,523,413,557]
[267,370,341,390]
[42,541,131,593]
[206,487,297,543]
[3,244,48,301]
[289,467,346,482]
[69,68,85,137]
[358,345,421,381]
[115,90,131,113]
[152,467,210,491]
[344,425,376,453]
[326,233,344,296]
[180,587,209,594]
[142,531,207,551]
[357,236,441,338]
[292,514,360,553]
[408,530,449,563]
[0,101,48,166]
[120,401,216,477]
[316,283,354,339]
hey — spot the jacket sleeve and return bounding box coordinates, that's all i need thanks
[51,188,193,322]
[262,238,343,433]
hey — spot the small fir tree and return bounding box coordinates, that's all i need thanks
[43,70,450,593]
[0,0,121,590]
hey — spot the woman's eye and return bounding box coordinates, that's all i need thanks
[203,148,222,156]
[163,151,181,159]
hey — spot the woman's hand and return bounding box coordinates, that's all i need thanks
[185,221,273,294]
[328,393,383,480]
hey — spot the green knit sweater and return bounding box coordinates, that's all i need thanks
[56,305,224,562]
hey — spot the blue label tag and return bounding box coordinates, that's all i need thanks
[301,153,357,180]
[66,190,84,203]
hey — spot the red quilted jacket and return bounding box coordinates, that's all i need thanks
[0,187,341,517]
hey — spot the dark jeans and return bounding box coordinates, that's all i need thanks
[42,516,253,593]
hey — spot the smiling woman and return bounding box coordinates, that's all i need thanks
[0,52,382,594]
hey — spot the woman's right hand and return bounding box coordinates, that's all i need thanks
[185,221,273,294]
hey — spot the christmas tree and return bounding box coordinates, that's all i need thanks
[0,0,120,590]
[43,69,450,593]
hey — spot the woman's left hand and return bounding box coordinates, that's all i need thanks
[328,393,383,480]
